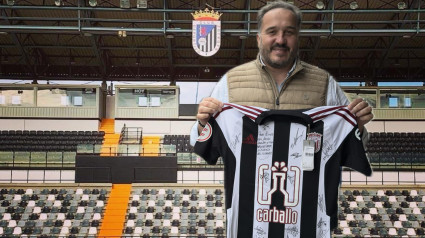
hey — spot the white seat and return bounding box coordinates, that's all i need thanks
[199,189,206,195]
[76,189,83,195]
[182,195,190,201]
[369,208,378,214]
[92,213,101,220]
[13,195,22,201]
[339,221,348,227]
[88,227,97,235]
[60,227,69,235]
[12,227,22,235]
[375,202,383,208]
[158,189,165,195]
[148,200,155,207]
[134,227,142,235]
[47,194,55,201]
[25,189,33,195]
[393,221,402,228]
[145,213,153,220]
[388,228,397,236]
[96,201,104,207]
[346,214,355,221]
[132,195,140,201]
[170,227,178,234]
[172,213,180,220]
[32,206,41,214]
[8,220,17,228]
[377,190,385,196]
[349,201,358,208]
[27,201,35,207]
[410,202,417,208]
[129,207,137,213]
[342,227,351,235]
[162,220,171,227]
[215,220,224,227]
[363,214,372,220]
[76,207,85,214]
[63,220,72,227]
[53,201,61,207]
[172,207,180,213]
[389,196,397,202]
[165,201,172,207]
[399,214,407,221]
[81,194,89,201]
[199,201,206,207]
[407,228,416,236]
[0,227,3,235]
[410,190,418,196]
[39,213,47,220]
[126,220,135,227]
[215,207,223,214]
[2,213,11,221]
[356,196,364,202]
[57,213,65,220]
[413,207,421,214]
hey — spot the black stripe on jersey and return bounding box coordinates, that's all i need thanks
[268,118,291,235]
[300,121,324,237]
[237,116,258,238]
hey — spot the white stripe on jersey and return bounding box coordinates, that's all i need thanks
[304,106,356,126]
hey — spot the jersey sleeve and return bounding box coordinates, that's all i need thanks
[340,127,372,176]
[193,117,223,165]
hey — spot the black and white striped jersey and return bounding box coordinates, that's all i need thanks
[194,103,372,238]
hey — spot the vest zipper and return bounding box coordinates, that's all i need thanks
[275,97,280,106]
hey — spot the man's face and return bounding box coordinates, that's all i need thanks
[257,8,299,69]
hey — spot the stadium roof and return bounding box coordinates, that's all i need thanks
[0,0,424,84]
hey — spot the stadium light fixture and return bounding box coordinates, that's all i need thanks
[6,0,15,6]
[349,1,358,10]
[120,0,130,8]
[54,0,62,6]
[137,0,147,9]
[89,0,97,7]
[397,2,406,10]
[316,1,325,10]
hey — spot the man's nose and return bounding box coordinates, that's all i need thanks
[275,33,287,45]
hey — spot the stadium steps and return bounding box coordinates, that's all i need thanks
[99,119,120,156]
[98,184,132,237]
[142,135,160,156]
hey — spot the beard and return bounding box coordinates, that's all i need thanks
[260,43,298,69]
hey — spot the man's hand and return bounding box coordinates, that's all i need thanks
[197,97,224,133]
[347,98,373,133]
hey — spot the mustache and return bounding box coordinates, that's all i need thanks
[271,44,290,51]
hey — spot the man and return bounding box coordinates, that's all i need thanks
[190,1,373,144]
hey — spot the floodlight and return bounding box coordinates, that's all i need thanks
[120,0,130,8]
[6,0,15,6]
[137,0,147,8]
[316,1,325,9]
[54,0,62,6]
[349,1,358,10]
[397,2,406,10]
[89,0,97,7]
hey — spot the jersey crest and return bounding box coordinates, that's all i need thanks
[197,123,212,142]
[307,132,322,153]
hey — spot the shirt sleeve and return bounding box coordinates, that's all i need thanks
[340,127,373,176]
[326,75,369,147]
[190,75,230,146]
[193,117,223,165]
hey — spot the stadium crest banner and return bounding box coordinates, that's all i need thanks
[191,8,222,57]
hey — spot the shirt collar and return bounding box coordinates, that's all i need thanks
[259,54,297,77]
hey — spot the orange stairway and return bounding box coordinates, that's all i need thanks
[98,184,131,237]
[100,119,120,156]
[141,135,161,156]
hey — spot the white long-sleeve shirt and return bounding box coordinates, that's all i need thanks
[189,73,353,146]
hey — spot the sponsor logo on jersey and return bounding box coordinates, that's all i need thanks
[242,134,257,145]
[197,123,212,142]
[191,8,222,57]
[307,132,322,153]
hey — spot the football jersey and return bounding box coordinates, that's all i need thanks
[194,103,372,238]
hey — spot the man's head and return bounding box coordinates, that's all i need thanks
[257,1,302,70]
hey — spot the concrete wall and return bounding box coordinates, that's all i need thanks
[0,119,99,131]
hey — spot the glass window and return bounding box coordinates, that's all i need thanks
[0,88,34,106]
[379,89,425,108]
[37,88,96,107]
[117,88,178,108]
[343,89,377,108]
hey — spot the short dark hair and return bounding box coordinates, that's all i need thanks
[257,1,302,32]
